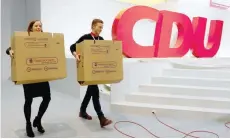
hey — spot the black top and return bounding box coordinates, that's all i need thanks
[6,47,50,98]
[70,33,104,53]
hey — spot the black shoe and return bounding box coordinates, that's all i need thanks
[26,123,35,138]
[33,117,45,133]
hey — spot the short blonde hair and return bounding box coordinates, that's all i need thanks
[91,19,103,29]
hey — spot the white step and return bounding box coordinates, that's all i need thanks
[151,76,230,89]
[170,61,230,70]
[163,69,230,79]
[112,102,230,119]
[139,84,230,98]
[126,92,230,109]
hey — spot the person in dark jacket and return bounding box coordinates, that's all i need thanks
[70,19,112,128]
[6,20,51,138]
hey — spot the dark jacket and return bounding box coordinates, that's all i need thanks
[70,33,104,53]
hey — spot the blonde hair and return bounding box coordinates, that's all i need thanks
[91,19,103,29]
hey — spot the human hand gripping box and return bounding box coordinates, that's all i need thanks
[76,40,123,85]
[11,32,67,84]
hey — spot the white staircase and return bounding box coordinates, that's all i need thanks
[112,68,230,119]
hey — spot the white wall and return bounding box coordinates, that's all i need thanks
[41,0,230,58]
[1,0,41,81]
[40,0,134,58]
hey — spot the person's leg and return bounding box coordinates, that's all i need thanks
[24,98,33,124]
[91,85,112,127]
[24,97,35,137]
[33,94,51,133]
[36,94,51,119]
[79,86,93,120]
[91,85,104,117]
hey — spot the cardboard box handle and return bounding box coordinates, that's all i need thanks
[92,40,117,44]
[78,81,85,85]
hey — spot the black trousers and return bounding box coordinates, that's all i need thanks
[23,82,51,124]
[24,94,51,123]
[80,85,104,118]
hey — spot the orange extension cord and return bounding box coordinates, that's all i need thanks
[113,112,228,138]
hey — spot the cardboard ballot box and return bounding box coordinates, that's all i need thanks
[11,32,67,84]
[76,40,123,85]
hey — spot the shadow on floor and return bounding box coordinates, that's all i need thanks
[14,123,77,138]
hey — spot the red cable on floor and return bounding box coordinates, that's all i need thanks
[114,112,220,138]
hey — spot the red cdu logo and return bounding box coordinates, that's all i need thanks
[112,6,224,58]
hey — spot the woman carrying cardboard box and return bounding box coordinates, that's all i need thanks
[6,20,51,138]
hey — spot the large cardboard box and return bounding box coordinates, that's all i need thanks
[11,32,67,84]
[76,40,123,85]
